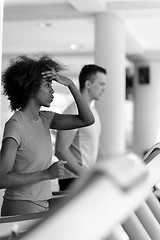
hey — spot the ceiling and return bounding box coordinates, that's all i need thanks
[2,0,160,99]
[3,0,160,57]
[1,0,160,138]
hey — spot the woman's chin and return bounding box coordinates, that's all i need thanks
[43,103,51,108]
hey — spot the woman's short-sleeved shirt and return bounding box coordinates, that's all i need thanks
[2,110,55,201]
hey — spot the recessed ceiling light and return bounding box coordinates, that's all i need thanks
[38,22,52,27]
[70,44,82,50]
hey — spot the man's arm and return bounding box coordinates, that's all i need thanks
[55,129,84,176]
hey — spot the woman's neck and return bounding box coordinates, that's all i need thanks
[20,103,40,121]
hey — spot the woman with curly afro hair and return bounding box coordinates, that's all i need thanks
[0,55,94,216]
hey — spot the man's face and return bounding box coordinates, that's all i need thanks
[88,72,106,101]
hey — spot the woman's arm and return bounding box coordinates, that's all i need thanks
[0,138,65,189]
[42,71,95,130]
[52,75,95,130]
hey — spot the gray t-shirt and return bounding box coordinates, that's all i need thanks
[3,110,55,201]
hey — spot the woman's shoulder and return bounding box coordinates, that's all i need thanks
[39,110,55,127]
[7,111,23,124]
[3,112,24,140]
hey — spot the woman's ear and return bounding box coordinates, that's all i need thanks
[85,80,91,89]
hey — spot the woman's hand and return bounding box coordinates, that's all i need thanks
[42,70,72,87]
[56,74,73,87]
[42,69,57,81]
[45,160,67,179]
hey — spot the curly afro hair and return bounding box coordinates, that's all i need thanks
[2,55,64,111]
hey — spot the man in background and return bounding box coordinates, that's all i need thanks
[55,64,107,190]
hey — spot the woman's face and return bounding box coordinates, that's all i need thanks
[34,78,54,107]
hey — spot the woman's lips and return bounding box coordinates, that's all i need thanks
[50,95,54,101]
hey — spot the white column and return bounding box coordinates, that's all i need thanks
[0,0,4,212]
[133,58,160,156]
[0,0,4,122]
[95,12,126,156]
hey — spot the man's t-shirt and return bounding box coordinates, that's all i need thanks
[62,102,101,178]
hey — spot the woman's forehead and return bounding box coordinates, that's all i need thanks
[41,78,52,84]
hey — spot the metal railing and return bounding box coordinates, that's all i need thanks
[0,145,160,240]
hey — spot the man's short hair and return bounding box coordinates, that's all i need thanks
[79,64,106,91]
